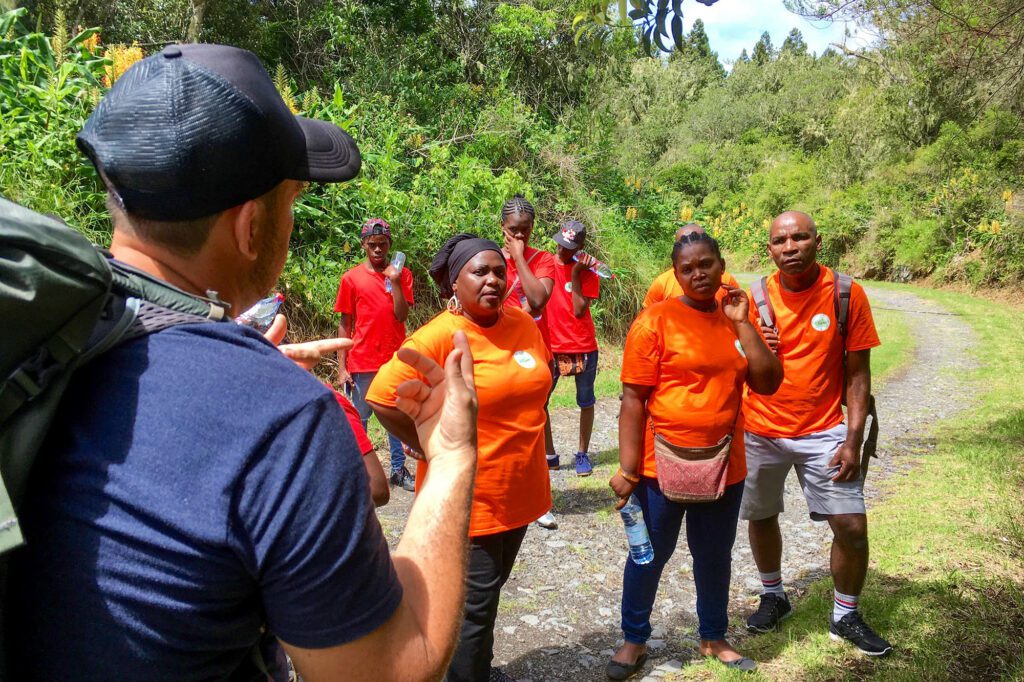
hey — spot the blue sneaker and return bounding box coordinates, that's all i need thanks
[574,452,593,477]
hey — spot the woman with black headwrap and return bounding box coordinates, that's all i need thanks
[367,234,553,682]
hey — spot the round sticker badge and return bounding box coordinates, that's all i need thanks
[811,313,831,332]
[564,282,573,293]
[513,350,537,369]
[734,339,746,357]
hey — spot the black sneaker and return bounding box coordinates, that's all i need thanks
[829,611,893,657]
[746,592,792,633]
[488,668,516,682]
[390,466,416,492]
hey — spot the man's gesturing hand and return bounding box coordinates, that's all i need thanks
[394,331,478,464]
[263,314,352,371]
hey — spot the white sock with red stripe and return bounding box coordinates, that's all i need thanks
[759,570,785,596]
[833,590,859,621]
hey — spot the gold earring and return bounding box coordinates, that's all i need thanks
[447,295,463,315]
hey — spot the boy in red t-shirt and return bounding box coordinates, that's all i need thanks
[546,220,602,479]
[334,218,416,491]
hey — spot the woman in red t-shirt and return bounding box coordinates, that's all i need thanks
[605,232,782,678]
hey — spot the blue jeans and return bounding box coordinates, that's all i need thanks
[350,371,405,473]
[550,349,599,408]
[620,478,744,643]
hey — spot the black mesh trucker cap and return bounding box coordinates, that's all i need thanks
[77,44,361,221]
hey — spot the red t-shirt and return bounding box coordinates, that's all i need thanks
[327,386,374,456]
[333,263,415,373]
[503,246,556,347]
[546,260,600,353]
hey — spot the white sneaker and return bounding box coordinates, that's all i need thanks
[535,511,558,530]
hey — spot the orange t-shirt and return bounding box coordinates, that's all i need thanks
[366,308,552,536]
[642,268,739,308]
[620,299,749,485]
[743,267,880,439]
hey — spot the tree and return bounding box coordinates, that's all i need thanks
[687,18,711,58]
[752,30,774,65]
[185,0,210,42]
[786,0,1024,114]
[781,27,806,55]
[738,47,750,63]
[573,0,722,54]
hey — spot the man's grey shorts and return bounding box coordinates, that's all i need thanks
[740,423,866,522]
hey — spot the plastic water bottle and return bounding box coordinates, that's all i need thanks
[237,292,284,333]
[384,251,406,293]
[573,253,614,279]
[620,495,654,565]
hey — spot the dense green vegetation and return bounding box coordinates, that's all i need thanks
[1,1,1022,344]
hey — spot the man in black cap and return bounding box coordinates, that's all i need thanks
[5,44,479,681]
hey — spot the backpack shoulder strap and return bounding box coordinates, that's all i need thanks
[831,269,853,338]
[750,276,776,330]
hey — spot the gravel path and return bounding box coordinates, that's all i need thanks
[373,286,978,681]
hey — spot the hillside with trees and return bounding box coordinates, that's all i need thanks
[1,0,1021,340]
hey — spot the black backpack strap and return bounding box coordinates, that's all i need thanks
[750,276,776,330]
[832,268,853,339]
[860,394,879,474]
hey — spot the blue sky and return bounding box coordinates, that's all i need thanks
[680,0,871,65]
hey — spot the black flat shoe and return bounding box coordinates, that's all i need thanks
[605,652,648,680]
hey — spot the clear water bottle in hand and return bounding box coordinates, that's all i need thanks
[236,292,285,333]
[620,494,654,565]
[573,253,614,279]
[384,251,406,293]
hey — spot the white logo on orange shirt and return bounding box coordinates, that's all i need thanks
[513,351,537,369]
[564,282,573,293]
[811,313,831,332]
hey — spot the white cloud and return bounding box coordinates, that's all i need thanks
[680,0,874,66]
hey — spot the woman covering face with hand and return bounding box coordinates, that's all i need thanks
[606,231,783,679]
[367,233,553,682]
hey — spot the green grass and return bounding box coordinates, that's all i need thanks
[669,284,1024,681]
[871,306,914,387]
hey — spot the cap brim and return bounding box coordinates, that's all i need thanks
[293,116,361,182]
[552,232,581,250]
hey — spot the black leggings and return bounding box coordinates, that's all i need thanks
[445,525,529,682]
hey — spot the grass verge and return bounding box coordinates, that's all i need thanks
[669,284,1024,681]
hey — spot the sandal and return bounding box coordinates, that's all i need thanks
[605,652,648,680]
[710,655,758,672]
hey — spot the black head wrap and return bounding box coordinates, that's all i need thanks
[429,233,505,299]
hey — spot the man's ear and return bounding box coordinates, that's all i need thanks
[231,199,261,262]
[721,257,727,273]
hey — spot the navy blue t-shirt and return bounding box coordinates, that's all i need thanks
[6,322,403,680]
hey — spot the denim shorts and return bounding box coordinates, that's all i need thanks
[550,350,599,409]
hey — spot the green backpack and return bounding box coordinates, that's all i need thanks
[0,196,232,553]
[0,197,236,678]
[749,270,880,474]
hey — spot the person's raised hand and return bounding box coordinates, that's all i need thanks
[760,324,780,354]
[394,331,478,467]
[262,314,353,371]
[720,284,750,324]
[281,338,352,371]
[572,251,596,273]
[503,230,525,261]
[383,264,401,282]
